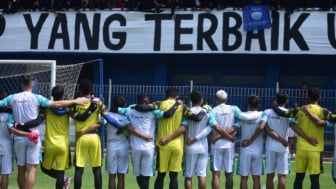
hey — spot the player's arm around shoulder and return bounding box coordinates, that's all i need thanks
[0,95,12,107]
[271,103,299,118]
[117,107,131,115]
[301,105,327,126]
[41,94,88,108]
[233,105,259,121]
[183,105,207,121]
[99,101,124,129]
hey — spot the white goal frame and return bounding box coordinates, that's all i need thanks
[0,59,56,91]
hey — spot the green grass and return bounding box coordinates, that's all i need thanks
[7,161,335,189]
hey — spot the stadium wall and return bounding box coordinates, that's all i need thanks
[0,52,335,90]
[0,10,336,88]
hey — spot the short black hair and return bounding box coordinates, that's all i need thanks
[113,96,126,108]
[79,79,93,96]
[276,91,288,105]
[190,90,203,105]
[51,85,64,101]
[308,87,320,102]
[21,75,34,88]
[137,93,150,104]
[247,95,260,109]
[179,96,188,102]
[165,87,179,98]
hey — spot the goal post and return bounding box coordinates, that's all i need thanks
[0,59,88,101]
[0,59,56,97]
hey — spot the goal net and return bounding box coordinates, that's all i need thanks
[0,60,84,100]
[0,59,105,150]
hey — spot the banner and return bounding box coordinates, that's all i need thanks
[0,10,336,54]
[243,5,272,31]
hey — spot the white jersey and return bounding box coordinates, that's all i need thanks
[264,107,290,152]
[211,104,260,149]
[0,92,51,139]
[185,106,216,154]
[124,109,163,150]
[0,113,12,155]
[106,112,129,150]
[211,104,236,149]
[238,111,265,154]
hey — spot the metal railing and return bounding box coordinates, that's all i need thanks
[38,82,335,159]
[90,83,336,157]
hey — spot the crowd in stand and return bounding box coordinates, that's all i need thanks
[1,0,336,14]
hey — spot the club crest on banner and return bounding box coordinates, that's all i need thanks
[243,5,272,31]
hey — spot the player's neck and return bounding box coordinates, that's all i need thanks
[308,100,319,105]
[22,87,33,93]
[247,108,258,111]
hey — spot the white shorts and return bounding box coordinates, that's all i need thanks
[210,147,235,173]
[183,150,208,178]
[14,137,41,166]
[131,148,155,176]
[265,149,290,175]
[106,148,130,174]
[0,153,13,174]
[237,150,264,176]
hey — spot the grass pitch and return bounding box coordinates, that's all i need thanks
[7,160,335,189]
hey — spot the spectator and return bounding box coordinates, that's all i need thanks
[332,0,336,11]
[232,0,245,10]
[40,0,52,11]
[127,0,139,10]
[297,81,309,106]
[214,0,228,10]
[3,0,18,13]
[114,0,126,9]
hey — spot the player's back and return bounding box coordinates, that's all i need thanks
[127,109,156,135]
[127,109,157,150]
[11,92,40,123]
[156,99,184,149]
[240,111,263,154]
[74,99,102,132]
[45,108,70,148]
[211,103,235,149]
[185,107,208,138]
[106,112,129,150]
[264,108,289,152]
[185,106,209,153]
[212,103,235,130]
[296,104,325,151]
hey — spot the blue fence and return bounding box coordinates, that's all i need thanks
[91,84,335,158]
